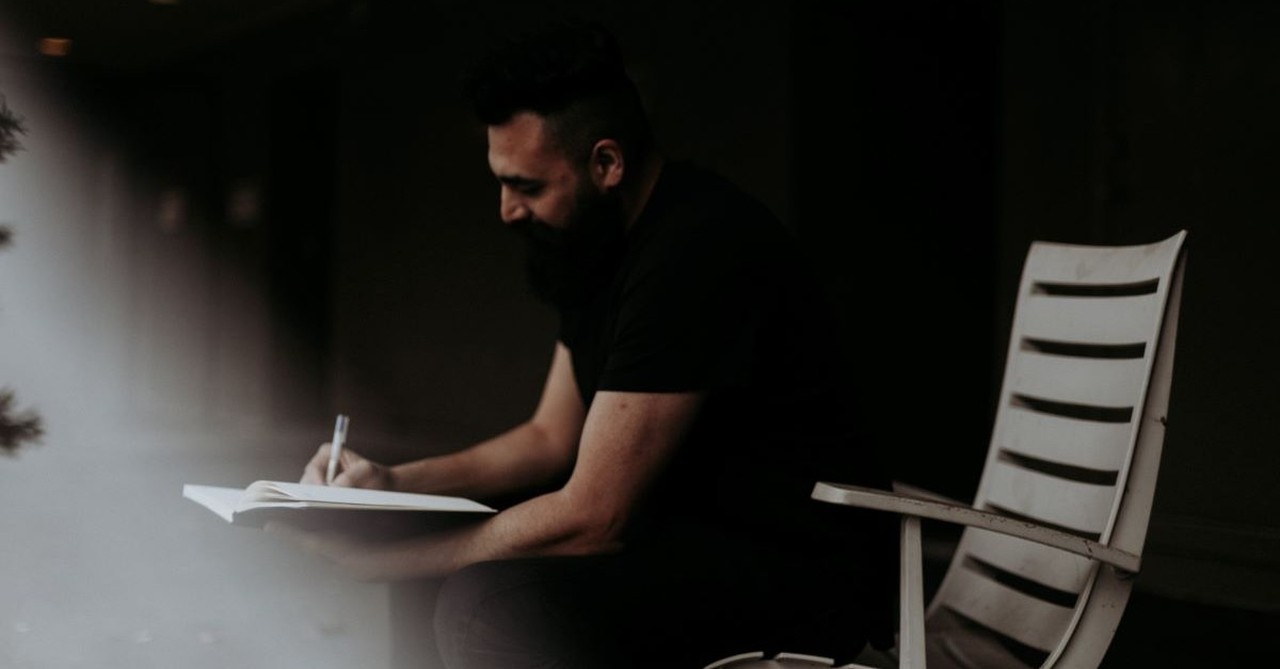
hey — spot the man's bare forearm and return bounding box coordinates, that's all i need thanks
[271,390,702,583]
[340,486,622,581]
[389,420,573,501]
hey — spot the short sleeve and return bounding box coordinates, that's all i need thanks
[596,223,769,393]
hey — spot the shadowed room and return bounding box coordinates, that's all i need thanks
[0,1,1277,667]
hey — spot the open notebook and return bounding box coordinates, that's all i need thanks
[183,480,496,529]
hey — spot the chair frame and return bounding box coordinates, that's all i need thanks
[706,230,1188,669]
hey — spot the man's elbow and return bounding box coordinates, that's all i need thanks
[556,492,630,555]
[523,420,579,475]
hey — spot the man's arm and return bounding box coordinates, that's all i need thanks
[388,343,586,500]
[303,343,585,501]
[272,388,703,581]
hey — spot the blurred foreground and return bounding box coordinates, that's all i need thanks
[0,426,391,669]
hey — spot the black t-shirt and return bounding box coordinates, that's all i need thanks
[558,161,894,563]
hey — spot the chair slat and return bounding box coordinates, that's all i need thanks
[926,608,1040,669]
[982,461,1117,536]
[707,231,1188,669]
[916,231,1187,669]
[995,405,1132,472]
[960,528,1096,595]
[1018,293,1160,345]
[1022,234,1184,285]
[939,564,1075,652]
[1006,351,1146,410]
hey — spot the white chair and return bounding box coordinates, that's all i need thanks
[707,230,1188,669]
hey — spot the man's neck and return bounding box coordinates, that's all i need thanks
[622,154,665,232]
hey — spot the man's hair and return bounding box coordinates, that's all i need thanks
[461,20,655,165]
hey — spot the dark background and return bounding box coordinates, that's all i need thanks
[4,0,1278,638]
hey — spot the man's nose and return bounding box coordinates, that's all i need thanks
[499,188,528,225]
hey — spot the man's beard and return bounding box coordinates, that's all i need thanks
[512,187,626,309]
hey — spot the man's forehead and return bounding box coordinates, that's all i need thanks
[487,112,559,176]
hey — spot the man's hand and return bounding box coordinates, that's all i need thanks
[264,521,459,582]
[302,444,395,489]
[265,522,393,581]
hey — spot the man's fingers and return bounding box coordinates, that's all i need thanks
[331,467,356,487]
[332,460,371,488]
[300,443,333,484]
[299,446,324,483]
[339,448,363,468]
[301,461,326,484]
[265,521,375,578]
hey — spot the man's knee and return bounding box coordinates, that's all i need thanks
[434,558,602,669]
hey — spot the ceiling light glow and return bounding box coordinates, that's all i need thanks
[38,38,72,57]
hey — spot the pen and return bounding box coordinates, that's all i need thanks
[326,413,349,485]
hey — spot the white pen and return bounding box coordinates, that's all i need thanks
[325,414,349,485]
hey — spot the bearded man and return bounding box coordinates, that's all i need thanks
[278,19,894,669]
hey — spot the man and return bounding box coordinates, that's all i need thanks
[275,19,894,669]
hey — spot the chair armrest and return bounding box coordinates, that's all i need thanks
[890,480,969,506]
[811,481,1140,573]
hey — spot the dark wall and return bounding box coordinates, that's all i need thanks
[327,0,801,457]
[63,0,1280,606]
[791,2,1001,501]
[998,1,1280,600]
[324,1,1004,490]
[73,0,999,489]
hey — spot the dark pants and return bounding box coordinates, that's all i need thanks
[390,524,886,669]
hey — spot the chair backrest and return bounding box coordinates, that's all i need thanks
[923,230,1188,669]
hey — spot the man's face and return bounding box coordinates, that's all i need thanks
[487,111,581,231]
[487,112,625,307]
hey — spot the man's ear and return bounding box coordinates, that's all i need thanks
[589,139,624,190]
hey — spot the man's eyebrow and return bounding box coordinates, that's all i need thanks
[495,175,543,187]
